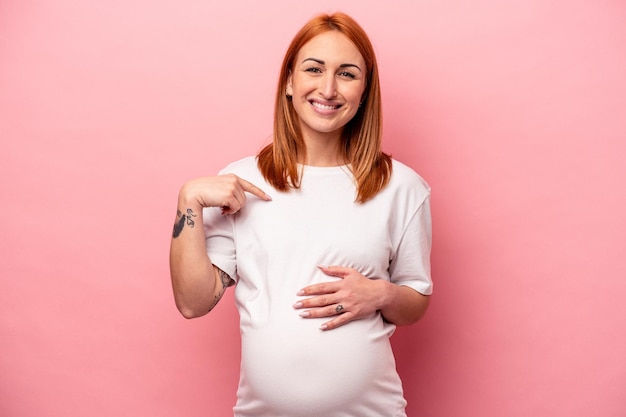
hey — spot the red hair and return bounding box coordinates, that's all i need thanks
[257,12,391,203]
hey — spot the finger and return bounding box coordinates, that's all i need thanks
[293,293,336,309]
[222,179,252,214]
[239,178,272,201]
[221,204,239,215]
[231,186,247,208]
[317,265,351,278]
[220,194,244,215]
[297,302,346,319]
[296,281,339,297]
[319,313,354,331]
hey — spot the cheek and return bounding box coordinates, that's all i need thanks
[345,91,364,107]
[292,75,316,93]
[344,83,366,103]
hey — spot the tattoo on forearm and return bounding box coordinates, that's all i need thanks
[172,208,197,238]
[209,268,234,312]
[218,268,233,290]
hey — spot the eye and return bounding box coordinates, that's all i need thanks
[304,67,323,74]
[338,71,356,79]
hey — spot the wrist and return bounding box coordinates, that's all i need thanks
[377,279,394,311]
[177,184,203,211]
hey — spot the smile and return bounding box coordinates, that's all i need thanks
[310,101,341,111]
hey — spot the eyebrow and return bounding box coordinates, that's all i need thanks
[302,57,362,72]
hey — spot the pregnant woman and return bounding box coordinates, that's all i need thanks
[169,12,433,417]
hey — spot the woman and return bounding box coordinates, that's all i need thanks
[170,12,432,417]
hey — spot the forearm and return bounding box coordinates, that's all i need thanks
[169,197,217,318]
[378,281,430,326]
[169,175,271,317]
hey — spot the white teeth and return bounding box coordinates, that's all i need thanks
[311,101,339,110]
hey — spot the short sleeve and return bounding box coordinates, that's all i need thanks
[388,195,433,295]
[203,206,237,282]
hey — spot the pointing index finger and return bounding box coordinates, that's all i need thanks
[239,178,272,201]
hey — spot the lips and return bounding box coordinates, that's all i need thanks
[310,100,342,111]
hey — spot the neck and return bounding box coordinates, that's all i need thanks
[301,131,345,167]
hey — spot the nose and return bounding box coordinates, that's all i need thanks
[319,73,337,98]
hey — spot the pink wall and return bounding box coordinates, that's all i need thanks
[2,1,625,416]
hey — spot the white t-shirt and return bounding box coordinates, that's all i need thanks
[204,156,432,417]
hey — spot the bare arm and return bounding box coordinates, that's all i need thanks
[377,280,430,326]
[169,199,229,319]
[169,175,271,319]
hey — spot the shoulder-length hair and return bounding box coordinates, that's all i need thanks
[257,12,391,203]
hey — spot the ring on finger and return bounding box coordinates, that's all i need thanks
[335,304,344,314]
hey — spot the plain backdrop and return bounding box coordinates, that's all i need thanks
[1,1,625,416]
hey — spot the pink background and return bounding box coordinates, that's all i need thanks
[2,1,625,416]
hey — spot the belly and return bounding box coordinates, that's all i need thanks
[236,314,402,416]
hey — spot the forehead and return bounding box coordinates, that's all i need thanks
[296,31,365,67]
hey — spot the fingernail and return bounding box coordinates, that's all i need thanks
[319,324,328,330]
[292,301,302,309]
[299,311,310,318]
[265,194,272,201]
[296,290,304,296]
[318,264,328,269]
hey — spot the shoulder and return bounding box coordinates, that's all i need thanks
[389,158,430,197]
[218,156,260,176]
[371,158,431,227]
[217,156,268,188]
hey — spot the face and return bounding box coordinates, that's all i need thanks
[286,31,366,143]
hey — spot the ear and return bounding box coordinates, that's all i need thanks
[360,87,367,104]
[286,72,293,97]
